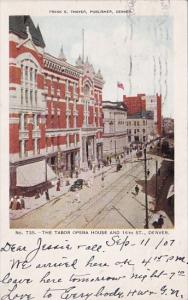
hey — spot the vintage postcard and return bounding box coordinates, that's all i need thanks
[0,0,187,299]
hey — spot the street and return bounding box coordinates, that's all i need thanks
[10,155,173,229]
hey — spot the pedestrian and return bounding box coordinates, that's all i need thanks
[56,178,60,191]
[135,185,139,195]
[12,196,18,210]
[101,173,104,188]
[109,157,112,165]
[157,215,164,228]
[147,169,150,177]
[16,196,22,210]
[9,197,14,209]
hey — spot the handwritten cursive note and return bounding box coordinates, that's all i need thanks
[0,232,187,300]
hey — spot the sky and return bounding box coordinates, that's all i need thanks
[33,15,173,117]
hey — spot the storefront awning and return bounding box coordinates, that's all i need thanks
[16,160,57,187]
[167,185,174,199]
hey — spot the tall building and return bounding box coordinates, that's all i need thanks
[103,101,128,157]
[9,16,104,196]
[127,111,155,147]
[123,93,162,136]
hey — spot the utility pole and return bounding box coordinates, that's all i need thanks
[155,160,158,206]
[45,156,50,201]
[144,147,149,228]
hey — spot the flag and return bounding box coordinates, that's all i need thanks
[117,81,124,90]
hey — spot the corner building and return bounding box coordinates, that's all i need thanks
[9,16,104,196]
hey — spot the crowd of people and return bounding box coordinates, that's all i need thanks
[9,195,25,210]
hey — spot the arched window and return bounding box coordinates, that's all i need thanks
[84,84,90,96]
[20,58,38,106]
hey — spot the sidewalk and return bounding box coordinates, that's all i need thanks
[9,163,115,220]
[9,151,139,221]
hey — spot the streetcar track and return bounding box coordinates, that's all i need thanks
[54,163,144,228]
[53,162,141,228]
[83,168,144,229]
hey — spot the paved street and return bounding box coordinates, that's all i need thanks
[10,155,173,229]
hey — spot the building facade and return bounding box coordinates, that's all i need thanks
[127,111,155,148]
[163,117,174,137]
[103,101,128,157]
[9,16,104,196]
[123,93,162,136]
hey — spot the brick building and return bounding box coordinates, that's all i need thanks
[123,93,162,136]
[9,16,104,196]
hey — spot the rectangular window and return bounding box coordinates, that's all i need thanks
[35,91,37,104]
[137,121,140,126]
[21,88,23,104]
[134,121,136,126]
[21,65,23,81]
[25,89,28,103]
[143,136,146,142]
[143,128,145,133]
[35,70,37,83]
[37,139,40,154]
[137,129,139,132]
[24,115,27,130]
[143,120,145,125]
[128,136,131,142]
[24,140,28,157]
[30,68,33,81]
[134,129,136,134]
[30,90,33,104]
[25,66,28,81]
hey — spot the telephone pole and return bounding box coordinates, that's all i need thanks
[144,147,149,228]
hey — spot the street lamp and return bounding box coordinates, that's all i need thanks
[45,155,50,201]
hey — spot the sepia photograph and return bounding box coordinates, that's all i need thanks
[9,14,174,229]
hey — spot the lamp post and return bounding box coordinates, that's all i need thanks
[45,156,50,201]
[155,160,158,206]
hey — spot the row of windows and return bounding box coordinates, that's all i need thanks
[127,120,147,126]
[19,134,79,158]
[128,136,146,142]
[21,88,37,105]
[19,113,40,130]
[128,128,146,134]
[21,65,37,83]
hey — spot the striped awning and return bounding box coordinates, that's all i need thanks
[16,160,57,187]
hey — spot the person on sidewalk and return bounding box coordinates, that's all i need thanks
[135,185,139,195]
[147,169,150,177]
[157,215,164,228]
[101,173,104,188]
[56,178,61,191]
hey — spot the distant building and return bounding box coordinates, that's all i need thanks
[127,111,155,147]
[103,101,128,157]
[9,15,104,196]
[163,117,174,136]
[123,93,162,136]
